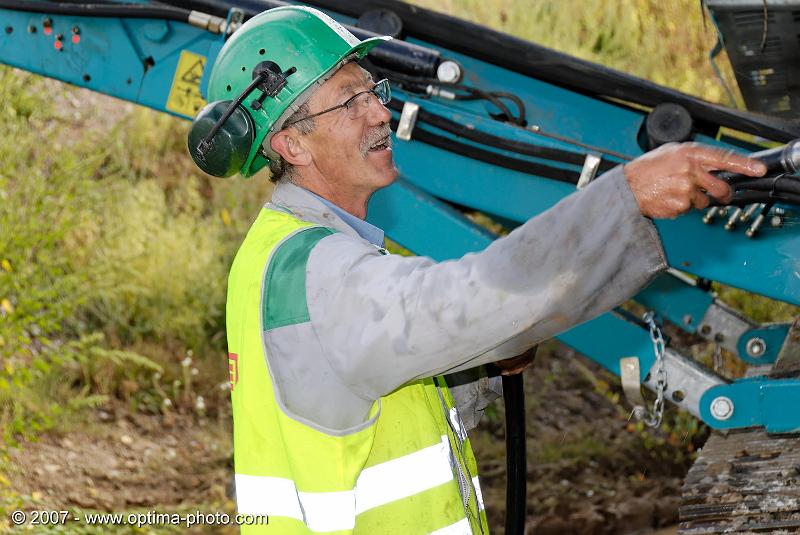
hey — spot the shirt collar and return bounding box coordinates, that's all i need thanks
[269,181,385,247]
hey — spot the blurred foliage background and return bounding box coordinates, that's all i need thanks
[410,0,742,106]
[0,0,797,531]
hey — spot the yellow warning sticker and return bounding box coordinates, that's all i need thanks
[166,50,207,118]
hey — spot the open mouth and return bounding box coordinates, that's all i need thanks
[368,135,392,152]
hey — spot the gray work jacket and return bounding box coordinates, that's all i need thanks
[265,167,667,432]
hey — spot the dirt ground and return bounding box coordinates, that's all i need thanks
[469,343,698,534]
[6,411,237,534]
[6,341,694,534]
[7,412,232,514]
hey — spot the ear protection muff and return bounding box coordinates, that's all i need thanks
[188,101,255,178]
[188,61,296,178]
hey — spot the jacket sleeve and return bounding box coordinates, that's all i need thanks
[305,166,668,401]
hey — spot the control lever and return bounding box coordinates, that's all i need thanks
[716,139,800,185]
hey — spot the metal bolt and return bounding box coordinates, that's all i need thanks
[683,314,693,326]
[740,203,760,222]
[710,396,734,420]
[771,214,783,228]
[724,207,742,231]
[746,337,767,358]
[436,60,462,84]
[703,206,719,224]
[746,213,766,238]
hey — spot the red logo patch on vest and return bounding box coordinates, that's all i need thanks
[228,352,239,391]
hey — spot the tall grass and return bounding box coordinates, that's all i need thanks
[0,69,272,452]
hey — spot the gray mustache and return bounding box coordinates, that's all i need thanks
[361,124,392,155]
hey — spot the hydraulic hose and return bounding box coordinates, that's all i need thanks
[503,372,527,535]
[502,345,536,535]
[389,118,582,184]
[717,139,800,185]
[0,0,193,21]
[709,139,800,206]
[163,0,445,78]
[387,99,618,173]
[732,177,800,196]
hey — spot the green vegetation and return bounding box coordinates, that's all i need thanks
[0,69,270,523]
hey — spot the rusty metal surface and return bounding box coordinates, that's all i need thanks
[679,429,800,534]
[771,319,800,379]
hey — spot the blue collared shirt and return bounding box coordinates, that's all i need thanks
[307,190,385,247]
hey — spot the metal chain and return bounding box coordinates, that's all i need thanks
[642,311,667,428]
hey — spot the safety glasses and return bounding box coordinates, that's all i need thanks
[284,79,391,127]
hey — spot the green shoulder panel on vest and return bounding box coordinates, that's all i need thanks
[263,226,335,331]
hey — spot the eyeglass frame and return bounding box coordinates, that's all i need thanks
[282,78,391,128]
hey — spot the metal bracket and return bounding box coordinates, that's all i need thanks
[621,350,725,422]
[224,8,245,36]
[620,356,647,419]
[701,376,800,433]
[697,300,755,354]
[397,101,420,141]
[697,300,790,365]
[643,348,726,421]
[576,153,601,189]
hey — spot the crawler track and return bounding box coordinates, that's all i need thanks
[679,429,800,534]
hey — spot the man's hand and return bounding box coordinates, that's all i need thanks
[623,143,766,219]
[494,347,537,376]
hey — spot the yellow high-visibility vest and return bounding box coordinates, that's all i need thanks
[226,207,489,534]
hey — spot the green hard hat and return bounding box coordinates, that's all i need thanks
[202,6,390,178]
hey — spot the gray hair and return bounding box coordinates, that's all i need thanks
[268,102,316,183]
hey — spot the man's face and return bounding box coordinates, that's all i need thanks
[300,63,398,194]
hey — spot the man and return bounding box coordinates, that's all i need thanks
[192,6,766,534]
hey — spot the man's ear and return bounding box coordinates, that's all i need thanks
[270,129,312,167]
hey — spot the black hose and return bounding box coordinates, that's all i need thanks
[771,192,800,205]
[503,370,528,535]
[388,99,618,175]
[377,66,629,164]
[710,190,800,207]
[487,91,527,125]
[454,86,523,126]
[449,85,526,126]
[390,118,581,184]
[0,0,193,20]
[734,177,800,195]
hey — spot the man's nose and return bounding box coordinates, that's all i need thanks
[367,95,391,125]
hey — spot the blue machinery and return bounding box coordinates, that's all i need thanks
[2,0,800,435]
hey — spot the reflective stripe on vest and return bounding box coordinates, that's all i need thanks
[236,434,454,531]
[430,518,473,535]
[472,476,484,512]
